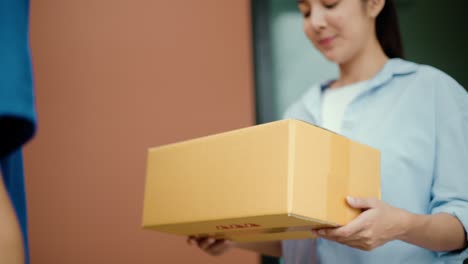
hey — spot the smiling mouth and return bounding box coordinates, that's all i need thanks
[318,36,335,46]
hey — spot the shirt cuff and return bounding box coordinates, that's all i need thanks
[431,201,468,261]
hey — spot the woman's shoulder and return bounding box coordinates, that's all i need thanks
[396,59,463,89]
[400,59,468,116]
[282,83,324,121]
[390,59,466,100]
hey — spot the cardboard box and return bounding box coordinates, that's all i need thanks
[142,119,380,242]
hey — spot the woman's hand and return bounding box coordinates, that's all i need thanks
[312,196,410,251]
[187,236,235,256]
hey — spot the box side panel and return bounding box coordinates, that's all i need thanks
[326,137,381,225]
[288,120,381,226]
[344,144,381,222]
[287,120,295,213]
[326,135,351,225]
[143,121,290,226]
[290,121,329,221]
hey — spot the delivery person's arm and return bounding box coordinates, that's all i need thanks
[0,170,25,264]
[188,237,281,257]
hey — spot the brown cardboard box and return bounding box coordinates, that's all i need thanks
[142,119,380,242]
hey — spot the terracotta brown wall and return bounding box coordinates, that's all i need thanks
[25,0,257,263]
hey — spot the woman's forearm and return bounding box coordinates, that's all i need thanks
[400,212,467,252]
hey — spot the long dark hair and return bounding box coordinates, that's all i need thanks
[376,0,404,58]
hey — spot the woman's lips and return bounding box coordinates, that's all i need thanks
[319,36,335,47]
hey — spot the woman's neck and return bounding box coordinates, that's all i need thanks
[332,37,389,89]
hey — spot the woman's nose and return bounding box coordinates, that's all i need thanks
[308,7,327,31]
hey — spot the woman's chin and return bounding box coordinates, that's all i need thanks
[321,50,349,64]
[322,52,340,63]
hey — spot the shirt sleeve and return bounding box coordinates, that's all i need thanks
[428,72,468,261]
[0,0,36,158]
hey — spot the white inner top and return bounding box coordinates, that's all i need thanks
[321,81,368,134]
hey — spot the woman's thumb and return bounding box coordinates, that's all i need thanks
[346,196,377,209]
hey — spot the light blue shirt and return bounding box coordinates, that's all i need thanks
[281,58,468,264]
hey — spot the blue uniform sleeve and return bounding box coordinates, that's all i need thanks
[0,0,36,157]
[1,150,30,263]
[0,1,35,263]
[428,72,468,261]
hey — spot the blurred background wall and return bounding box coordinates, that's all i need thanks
[25,0,257,263]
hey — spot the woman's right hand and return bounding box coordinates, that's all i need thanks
[187,236,235,256]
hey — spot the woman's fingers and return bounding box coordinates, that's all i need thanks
[187,236,196,245]
[207,240,233,256]
[199,237,217,250]
[187,236,233,256]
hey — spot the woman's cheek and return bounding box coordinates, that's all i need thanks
[326,14,345,35]
[303,23,317,46]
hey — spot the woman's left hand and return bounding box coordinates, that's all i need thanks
[312,196,410,251]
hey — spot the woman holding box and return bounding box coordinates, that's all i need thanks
[189,0,468,263]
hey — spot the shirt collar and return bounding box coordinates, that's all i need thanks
[367,58,418,90]
[301,58,419,122]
